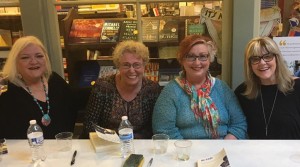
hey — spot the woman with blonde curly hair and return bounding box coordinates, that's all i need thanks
[82,40,160,139]
[235,36,300,139]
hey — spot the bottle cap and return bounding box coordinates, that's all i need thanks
[121,116,128,120]
[29,120,37,125]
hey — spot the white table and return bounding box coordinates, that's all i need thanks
[1,139,300,167]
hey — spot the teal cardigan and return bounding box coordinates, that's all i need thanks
[152,78,247,139]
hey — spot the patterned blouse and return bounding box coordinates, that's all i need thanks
[82,74,161,139]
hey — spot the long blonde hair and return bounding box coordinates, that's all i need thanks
[243,36,294,99]
[2,36,52,87]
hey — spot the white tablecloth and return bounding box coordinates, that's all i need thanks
[1,139,300,167]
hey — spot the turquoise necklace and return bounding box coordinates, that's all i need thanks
[26,77,51,126]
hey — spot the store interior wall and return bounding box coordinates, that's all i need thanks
[232,0,260,89]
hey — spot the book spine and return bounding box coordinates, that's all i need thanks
[185,19,188,36]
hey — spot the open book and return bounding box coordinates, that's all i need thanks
[93,123,120,143]
[197,148,230,167]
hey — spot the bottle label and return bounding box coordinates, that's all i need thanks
[28,132,44,145]
[119,133,133,141]
[30,136,44,145]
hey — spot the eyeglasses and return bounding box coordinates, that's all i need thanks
[120,62,143,69]
[185,54,209,62]
[19,54,45,63]
[249,53,275,65]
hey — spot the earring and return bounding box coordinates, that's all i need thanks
[17,73,22,79]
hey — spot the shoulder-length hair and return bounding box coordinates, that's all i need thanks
[2,36,52,87]
[177,35,217,66]
[243,36,294,99]
[112,40,149,68]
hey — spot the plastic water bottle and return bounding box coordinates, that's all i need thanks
[27,120,46,162]
[118,116,135,158]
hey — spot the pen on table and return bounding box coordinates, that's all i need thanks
[147,157,153,167]
[70,150,77,166]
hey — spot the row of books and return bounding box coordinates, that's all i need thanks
[0,7,20,15]
[68,18,205,44]
[77,62,180,87]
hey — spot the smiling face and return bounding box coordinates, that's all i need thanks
[118,52,144,87]
[182,43,210,83]
[250,50,277,85]
[16,44,47,83]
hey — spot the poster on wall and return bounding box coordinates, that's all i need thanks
[273,37,300,74]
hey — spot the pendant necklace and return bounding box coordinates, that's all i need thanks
[26,78,51,126]
[260,88,278,137]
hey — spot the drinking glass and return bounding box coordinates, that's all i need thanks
[152,134,169,154]
[55,132,73,152]
[0,72,8,94]
[174,140,192,161]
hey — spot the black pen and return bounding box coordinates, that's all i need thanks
[71,150,77,165]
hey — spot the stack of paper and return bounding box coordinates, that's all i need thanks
[89,132,119,153]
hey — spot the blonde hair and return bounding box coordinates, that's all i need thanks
[2,36,52,87]
[112,40,149,67]
[243,36,294,99]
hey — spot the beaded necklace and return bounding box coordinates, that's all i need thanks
[26,77,51,126]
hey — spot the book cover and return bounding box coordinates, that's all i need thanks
[119,20,138,41]
[185,18,206,36]
[159,18,178,42]
[123,154,144,167]
[78,61,100,88]
[197,149,230,167]
[69,19,105,43]
[100,20,121,43]
[158,46,178,59]
[98,66,116,78]
[142,19,159,42]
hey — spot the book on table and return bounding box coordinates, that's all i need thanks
[197,148,230,167]
[89,132,119,153]
[123,154,144,167]
[158,18,178,42]
[141,19,159,42]
[100,20,121,43]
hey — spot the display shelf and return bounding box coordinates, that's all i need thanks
[60,1,222,87]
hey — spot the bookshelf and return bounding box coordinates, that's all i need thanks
[59,1,223,88]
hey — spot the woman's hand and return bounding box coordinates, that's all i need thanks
[224,133,237,140]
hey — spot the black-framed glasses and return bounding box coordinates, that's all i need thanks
[185,54,209,62]
[120,62,143,69]
[249,53,275,65]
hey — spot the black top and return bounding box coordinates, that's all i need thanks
[82,74,161,139]
[0,72,83,139]
[234,78,300,139]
